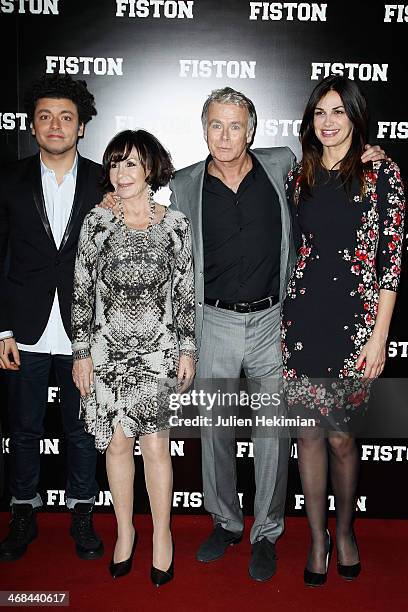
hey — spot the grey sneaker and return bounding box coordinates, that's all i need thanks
[249,538,277,581]
[196,524,243,562]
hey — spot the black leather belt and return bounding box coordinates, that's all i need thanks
[204,295,279,313]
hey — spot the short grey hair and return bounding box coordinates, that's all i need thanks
[201,87,257,137]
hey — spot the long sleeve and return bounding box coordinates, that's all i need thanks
[71,212,98,356]
[375,161,405,291]
[171,216,196,356]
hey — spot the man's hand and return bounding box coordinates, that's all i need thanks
[361,144,388,164]
[72,357,94,397]
[98,192,119,210]
[0,338,20,370]
[177,354,195,393]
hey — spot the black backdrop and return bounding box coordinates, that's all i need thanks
[0,0,407,517]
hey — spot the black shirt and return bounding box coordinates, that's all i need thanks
[202,153,282,303]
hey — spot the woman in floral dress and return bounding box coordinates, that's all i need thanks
[71,130,196,584]
[282,76,405,585]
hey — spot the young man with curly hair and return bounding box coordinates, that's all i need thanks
[0,75,104,561]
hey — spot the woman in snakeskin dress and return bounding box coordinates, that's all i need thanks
[71,130,196,583]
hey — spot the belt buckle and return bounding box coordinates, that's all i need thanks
[235,302,249,313]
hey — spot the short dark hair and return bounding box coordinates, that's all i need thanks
[102,130,174,193]
[299,75,369,198]
[24,74,97,125]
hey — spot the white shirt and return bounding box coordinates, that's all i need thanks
[0,154,78,355]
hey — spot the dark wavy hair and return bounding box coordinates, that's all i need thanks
[24,74,97,125]
[298,75,369,200]
[102,130,174,193]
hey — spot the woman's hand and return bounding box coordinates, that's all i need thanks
[356,334,387,379]
[72,357,94,397]
[177,353,195,393]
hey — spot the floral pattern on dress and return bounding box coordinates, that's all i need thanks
[340,161,404,378]
[281,160,405,424]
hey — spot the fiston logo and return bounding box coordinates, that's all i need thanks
[388,340,408,356]
[172,492,244,508]
[384,4,408,22]
[179,60,256,79]
[115,0,194,18]
[238,441,299,457]
[291,442,399,460]
[133,440,185,456]
[48,386,60,402]
[249,2,327,21]
[0,0,59,13]
[2,438,59,454]
[236,441,254,457]
[311,62,388,81]
[377,121,408,139]
[257,118,301,137]
[46,56,123,76]
[361,445,408,461]
[47,490,113,506]
[295,495,367,512]
[0,112,27,130]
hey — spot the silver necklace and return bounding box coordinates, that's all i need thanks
[118,189,156,261]
[118,190,156,238]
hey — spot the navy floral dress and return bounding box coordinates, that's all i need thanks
[281,161,405,427]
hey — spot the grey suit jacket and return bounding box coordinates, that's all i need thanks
[169,146,297,351]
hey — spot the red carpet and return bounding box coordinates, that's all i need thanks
[0,514,407,612]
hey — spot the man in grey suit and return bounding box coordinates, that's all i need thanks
[170,87,295,581]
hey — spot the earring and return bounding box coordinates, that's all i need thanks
[148,185,154,204]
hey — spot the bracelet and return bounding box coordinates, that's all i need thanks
[72,348,91,360]
[180,348,198,362]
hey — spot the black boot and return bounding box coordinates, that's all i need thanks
[0,504,38,562]
[70,503,104,560]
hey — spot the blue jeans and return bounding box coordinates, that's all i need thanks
[7,351,99,509]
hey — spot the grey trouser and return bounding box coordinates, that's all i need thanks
[196,302,290,544]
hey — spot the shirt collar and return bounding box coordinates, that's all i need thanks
[205,150,259,173]
[40,153,78,180]
[204,150,258,185]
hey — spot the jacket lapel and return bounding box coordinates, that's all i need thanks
[31,154,58,250]
[252,150,287,210]
[251,149,292,302]
[186,162,205,268]
[59,154,89,252]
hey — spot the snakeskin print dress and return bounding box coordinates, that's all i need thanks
[71,206,196,452]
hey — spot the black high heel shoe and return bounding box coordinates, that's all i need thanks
[304,530,333,587]
[151,538,174,587]
[109,530,138,579]
[337,532,361,580]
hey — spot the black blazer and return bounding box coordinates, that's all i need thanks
[0,153,103,344]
